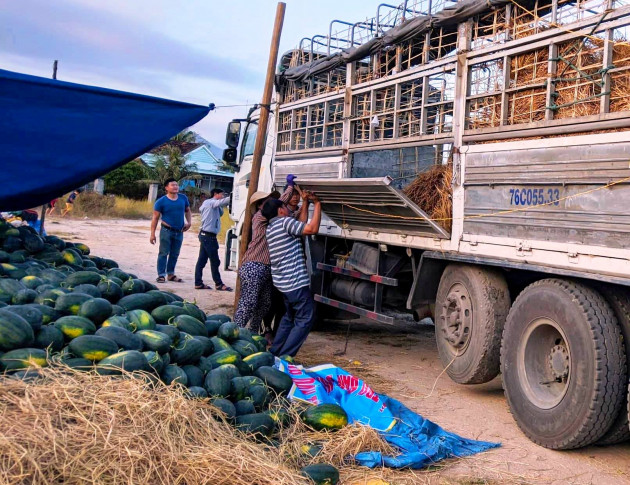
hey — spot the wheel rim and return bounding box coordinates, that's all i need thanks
[438,282,473,355]
[517,318,571,410]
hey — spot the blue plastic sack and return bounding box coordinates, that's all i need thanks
[276,360,500,469]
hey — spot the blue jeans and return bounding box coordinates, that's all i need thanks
[195,233,223,286]
[270,285,315,357]
[157,228,183,277]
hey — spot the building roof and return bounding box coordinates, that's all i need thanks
[140,143,233,178]
[149,140,201,155]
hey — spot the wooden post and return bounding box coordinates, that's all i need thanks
[234,2,286,309]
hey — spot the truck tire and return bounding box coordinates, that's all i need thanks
[593,284,630,445]
[434,264,510,384]
[501,279,625,449]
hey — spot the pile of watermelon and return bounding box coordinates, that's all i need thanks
[0,221,346,484]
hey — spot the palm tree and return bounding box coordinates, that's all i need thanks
[143,146,201,187]
[171,130,197,143]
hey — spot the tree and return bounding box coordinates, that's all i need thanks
[103,159,149,200]
[143,146,201,188]
[171,129,197,143]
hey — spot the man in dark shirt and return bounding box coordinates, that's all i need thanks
[61,190,80,217]
[150,178,191,283]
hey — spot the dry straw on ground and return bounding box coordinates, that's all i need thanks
[0,366,424,485]
[403,164,453,232]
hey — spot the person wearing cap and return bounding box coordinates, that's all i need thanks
[233,174,297,333]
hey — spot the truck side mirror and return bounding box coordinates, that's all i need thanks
[225,121,241,148]
[223,148,237,166]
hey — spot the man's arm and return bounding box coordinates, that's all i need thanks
[297,190,309,223]
[183,206,192,232]
[302,195,321,235]
[279,185,294,203]
[150,210,161,244]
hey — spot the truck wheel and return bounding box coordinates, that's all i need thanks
[593,284,630,445]
[435,264,509,384]
[501,279,625,449]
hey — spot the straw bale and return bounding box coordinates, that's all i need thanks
[403,164,453,232]
[0,367,307,485]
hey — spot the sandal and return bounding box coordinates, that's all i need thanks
[167,275,183,282]
[194,284,212,290]
[215,284,233,292]
[156,276,165,283]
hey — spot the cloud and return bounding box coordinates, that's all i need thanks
[0,0,262,86]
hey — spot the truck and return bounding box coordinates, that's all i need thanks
[223,0,630,450]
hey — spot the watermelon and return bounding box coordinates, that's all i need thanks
[126,309,157,331]
[207,314,231,323]
[203,364,239,398]
[23,233,45,253]
[243,352,275,372]
[231,376,264,401]
[96,350,150,375]
[254,366,293,395]
[0,348,48,371]
[101,315,133,331]
[72,284,101,298]
[205,319,222,336]
[217,322,239,342]
[0,309,35,350]
[206,349,241,369]
[252,335,268,352]
[192,335,214,356]
[179,302,206,323]
[73,243,90,255]
[20,276,44,290]
[161,364,188,386]
[121,278,146,295]
[24,304,60,325]
[12,288,37,304]
[62,357,93,371]
[302,404,348,431]
[300,464,339,485]
[247,385,269,410]
[173,314,207,336]
[65,271,102,287]
[110,304,125,316]
[61,249,82,266]
[169,334,204,365]
[143,350,164,374]
[186,386,208,399]
[78,298,112,324]
[234,400,256,416]
[97,280,123,303]
[231,339,258,358]
[151,305,188,324]
[3,305,43,331]
[55,292,93,315]
[211,398,236,419]
[117,293,163,312]
[136,330,172,354]
[235,413,275,437]
[182,364,205,387]
[155,324,180,342]
[96,326,143,351]
[69,335,119,361]
[34,325,65,351]
[54,316,97,340]
[210,336,232,352]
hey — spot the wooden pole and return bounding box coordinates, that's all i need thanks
[40,59,59,235]
[233,2,286,309]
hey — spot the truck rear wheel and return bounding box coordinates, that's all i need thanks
[501,279,625,449]
[435,264,510,384]
[593,284,630,445]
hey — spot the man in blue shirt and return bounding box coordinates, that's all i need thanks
[150,178,191,283]
[195,187,232,291]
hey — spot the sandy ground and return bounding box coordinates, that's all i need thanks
[47,216,630,485]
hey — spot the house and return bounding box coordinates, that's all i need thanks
[140,140,234,201]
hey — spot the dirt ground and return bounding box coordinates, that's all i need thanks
[47,216,630,485]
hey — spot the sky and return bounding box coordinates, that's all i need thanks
[0,0,382,147]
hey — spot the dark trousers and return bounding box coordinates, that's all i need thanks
[263,286,285,336]
[195,233,223,286]
[157,228,183,277]
[234,262,272,333]
[270,285,315,357]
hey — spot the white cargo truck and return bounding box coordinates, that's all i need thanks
[223,0,630,449]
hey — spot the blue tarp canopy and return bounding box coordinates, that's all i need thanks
[0,69,210,211]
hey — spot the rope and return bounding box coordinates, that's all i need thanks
[339,175,630,224]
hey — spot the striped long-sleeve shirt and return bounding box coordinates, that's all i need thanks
[241,186,294,265]
[266,216,309,293]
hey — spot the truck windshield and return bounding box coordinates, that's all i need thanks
[241,122,258,160]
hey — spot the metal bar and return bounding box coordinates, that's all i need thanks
[374,246,384,312]
[328,20,355,55]
[317,263,399,285]
[601,28,613,113]
[314,294,396,324]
